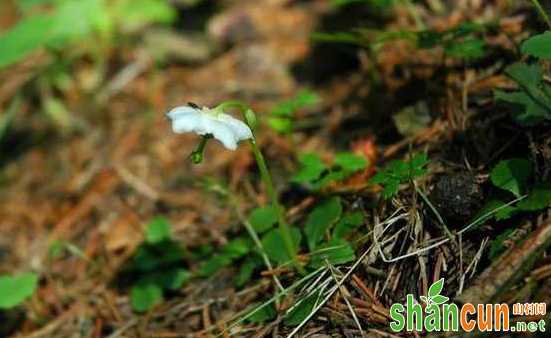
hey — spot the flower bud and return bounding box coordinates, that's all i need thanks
[244,109,258,131]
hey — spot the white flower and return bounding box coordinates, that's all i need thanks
[167,105,253,150]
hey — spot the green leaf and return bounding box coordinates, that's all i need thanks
[304,197,342,250]
[431,295,449,304]
[521,31,551,60]
[130,284,163,312]
[247,205,278,234]
[47,0,110,46]
[197,254,233,277]
[516,184,551,211]
[420,295,427,302]
[469,199,516,230]
[196,238,252,277]
[115,0,176,29]
[309,238,356,268]
[334,153,368,173]
[222,237,252,259]
[284,291,320,326]
[145,216,172,244]
[136,268,192,291]
[428,278,444,298]
[444,38,485,59]
[490,158,532,197]
[293,91,320,107]
[388,160,409,178]
[292,153,327,183]
[505,62,544,90]
[494,90,550,124]
[0,272,38,309]
[261,227,302,264]
[246,303,277,323]
[236,257,258,286]
[127,241,184,272]
[0,16,55,69]
[333,211,363,238]
[381,178,400,199]
[268,116,293,134]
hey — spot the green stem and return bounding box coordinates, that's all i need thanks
[249,138,304,274]
[215,101,304,274]
[530,0,551,30]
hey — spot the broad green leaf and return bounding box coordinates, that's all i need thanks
[293,91,320,107]
[469,200,516,230]
[127,241,184,272]
[428,278,444,298]
[490,158,532,197]
[304,197,342,250]
[504,63,551,115]
[516,184,551,211]
[236,257,258,286]
[521,31,551,60]
[334,153,368,173]
[246,303,277,323]
[309,238,356,268]
[444,38,485,59]
[136,268,191,291]
[145,216,172,244]
[388,160,409,178]
[292,153,326,183]
[333,211,363,238]
[268,116,293,133]
[431,295,449,304]
[411,154,430,170]
[247,205,278,234]
[381,178,400,199]
[505,62,544,90]
[115,0,177,30]
[130,284,163,312]
[494,90,550,124]
[0,272,38,309]
[222,237,252,259]
[261,227,302,264]
[0,16,55,69]
[197,254,233,277]
[270,91,319,117]
[47,0,109,46]
[197,238,252,277]
[283,291,320,326]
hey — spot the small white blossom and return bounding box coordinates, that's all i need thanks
[167,105,253,150]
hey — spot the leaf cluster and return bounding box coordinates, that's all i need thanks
[370,154,429,199]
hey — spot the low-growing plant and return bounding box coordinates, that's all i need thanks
[370,154,429,199]
[292,152,369,189]
[121,217,191,312]
[0,272,38,309]
[267,91,320,134]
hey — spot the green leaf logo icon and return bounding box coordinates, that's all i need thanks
[428,278,444,298]
[424,278,448,306]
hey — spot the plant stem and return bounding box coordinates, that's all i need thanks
[530,0,551,30]
[215,101,304,274]
[249,138,304,274]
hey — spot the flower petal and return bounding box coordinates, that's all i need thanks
[217,113,253,141]
[205,118,241,150]
[166,106,199,121]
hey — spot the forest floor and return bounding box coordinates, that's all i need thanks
[1,0,551,337]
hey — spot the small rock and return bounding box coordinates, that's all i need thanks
[429,172,483,225]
